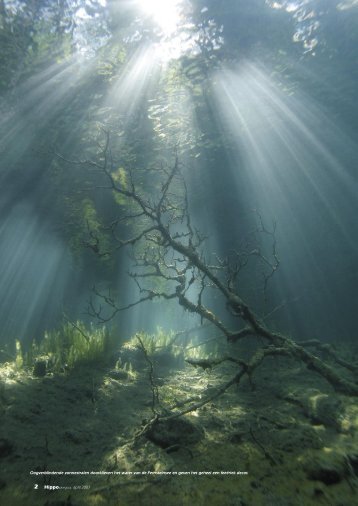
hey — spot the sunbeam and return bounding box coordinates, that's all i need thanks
[136,0,183,35]
[105,45,160,114]
[0,203,76,342]
[211,60,358,339]
[213,61,357,247]
[0,56,97,179]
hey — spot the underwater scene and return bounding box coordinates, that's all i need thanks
[0,1,358,505]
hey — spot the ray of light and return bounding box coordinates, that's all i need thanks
[212,62,357,249]
[0,55,97,180]
[210,61,358,338]
[0,203,77,342]
[105,45,160,114]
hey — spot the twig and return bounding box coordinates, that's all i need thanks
[249,427,278,466]
[136,334,159,415]
[63,314,90,342]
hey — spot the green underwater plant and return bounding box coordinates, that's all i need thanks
[27,320,116,373]
[125,326,217,358]
[125,328,178,356]
[15,340,24,370]
[123,327,225,369]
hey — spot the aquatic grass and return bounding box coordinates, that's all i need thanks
[15,340,24,370]
[27,320,116,372]
[125,328,179,356]
[124,327,222,362]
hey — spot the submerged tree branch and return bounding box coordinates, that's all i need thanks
[57,133,358,403]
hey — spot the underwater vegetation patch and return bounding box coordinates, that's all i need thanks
[21,320,117,375]
[123,327,221,363]
[125,328,181,357]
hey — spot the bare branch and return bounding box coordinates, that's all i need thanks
[57,131,358,399]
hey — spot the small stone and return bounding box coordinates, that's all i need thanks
[146,417,203,449]
[33,360,47,377]
[0,438,13,457]
[107,369,129,380]
[229,432,244,444]
[303,452,346,485]
[309,394,343,430]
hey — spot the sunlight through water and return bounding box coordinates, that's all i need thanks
[105,45,160,114]
[135,0,194,61]
[0,203,76,341]
[137,0,182,35]
[210,60,358,337]
[213,61,357,240]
